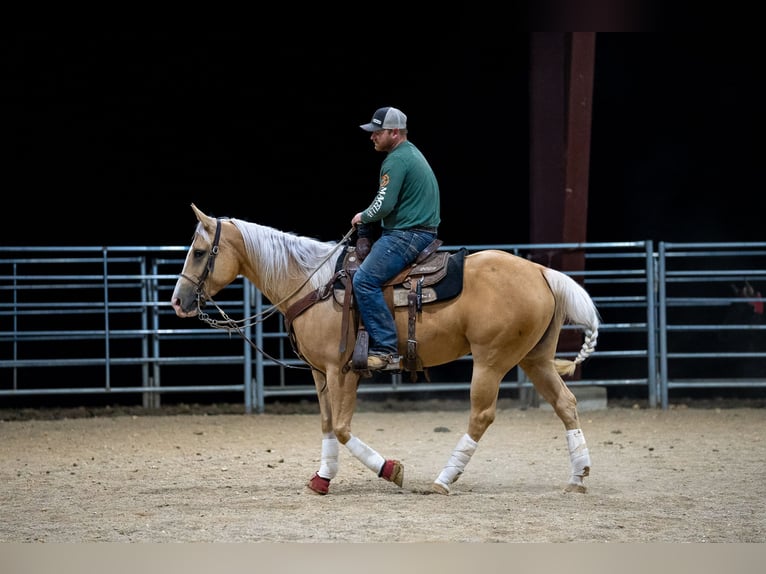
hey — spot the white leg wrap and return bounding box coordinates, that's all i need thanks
[318,433,339,479]
[345,435,385,474]
[566,428,591,482]
[434,433,478,492]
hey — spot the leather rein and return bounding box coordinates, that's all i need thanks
[177,218,355,370]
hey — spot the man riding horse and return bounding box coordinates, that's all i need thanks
[350,106,441,373]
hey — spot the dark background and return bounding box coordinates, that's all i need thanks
[6,32,761,249]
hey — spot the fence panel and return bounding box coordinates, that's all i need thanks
[657,242,766,409]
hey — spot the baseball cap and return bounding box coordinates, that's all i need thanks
[359,107,407,132]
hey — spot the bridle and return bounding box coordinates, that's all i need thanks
[178,217,223,305]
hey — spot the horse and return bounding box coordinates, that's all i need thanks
[171,204,601,495]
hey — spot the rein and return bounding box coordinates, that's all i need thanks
[198,295,310,369]
[179,220,357,370]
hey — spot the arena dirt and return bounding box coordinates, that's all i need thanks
[1,399,764,543]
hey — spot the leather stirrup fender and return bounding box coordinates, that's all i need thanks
[352,328,369,371]
[339,272,353,354]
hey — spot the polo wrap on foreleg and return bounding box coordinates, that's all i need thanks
[318,433,339,479]
[345,435,385,474]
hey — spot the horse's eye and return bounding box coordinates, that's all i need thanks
[193,249,206,259]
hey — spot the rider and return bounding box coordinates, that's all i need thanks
[351,106,441,371]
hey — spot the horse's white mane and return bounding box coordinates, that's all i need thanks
[230,218,338,293]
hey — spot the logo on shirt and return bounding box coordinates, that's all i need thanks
[379,174,390,188]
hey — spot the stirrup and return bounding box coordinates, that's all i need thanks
[367,354,402,372]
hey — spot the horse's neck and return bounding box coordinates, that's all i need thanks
[247,265,319,313]
[234,220,335,312]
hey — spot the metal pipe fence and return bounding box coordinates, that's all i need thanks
[2,242,764,412]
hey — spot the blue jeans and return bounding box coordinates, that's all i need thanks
[352,229,437,356]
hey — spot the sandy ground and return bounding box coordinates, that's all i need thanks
[1,401,764,543]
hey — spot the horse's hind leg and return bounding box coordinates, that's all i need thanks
[432,363,503,495]
[520,357,591,493]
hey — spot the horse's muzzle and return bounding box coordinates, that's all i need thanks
[171,295,206,318]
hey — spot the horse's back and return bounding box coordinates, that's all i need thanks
[462,249,554,309]
[406,249,557,367]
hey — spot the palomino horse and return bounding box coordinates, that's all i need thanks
[171,204,600,495]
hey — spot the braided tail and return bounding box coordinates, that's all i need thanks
[542,268,601,377]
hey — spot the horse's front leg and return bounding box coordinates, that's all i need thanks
[306,369,340,495]
[312,366,403,494]
[343,435,404,488]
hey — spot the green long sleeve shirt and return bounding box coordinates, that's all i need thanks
[360,140,441,230]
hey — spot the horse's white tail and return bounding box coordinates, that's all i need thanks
[542,268,601,377]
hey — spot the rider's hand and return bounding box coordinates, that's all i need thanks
[355,237,371,260]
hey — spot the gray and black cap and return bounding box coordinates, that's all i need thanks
[359,107,407,132]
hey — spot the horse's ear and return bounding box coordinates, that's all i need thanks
[190,203,218,236]
[191,203,213,225]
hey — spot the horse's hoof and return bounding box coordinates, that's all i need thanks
[564,483,587,494]
[431,482,450,495]
[564,473,588,493]
[307,472,330,495]
[379,459,404,487]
